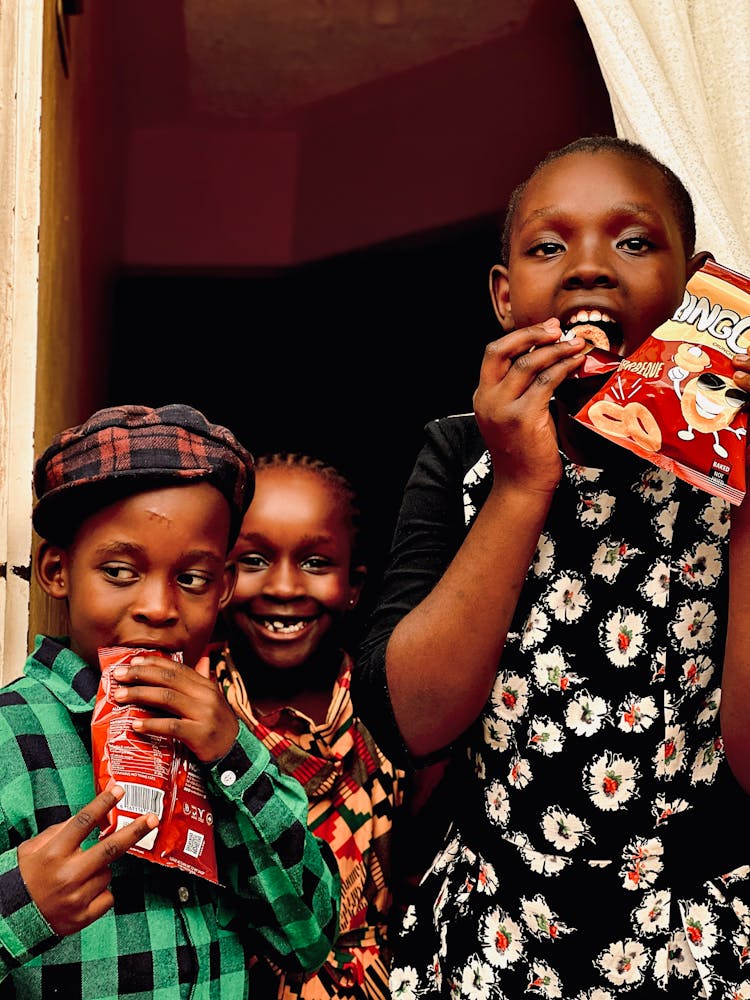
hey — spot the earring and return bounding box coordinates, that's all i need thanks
[349,598,356,606]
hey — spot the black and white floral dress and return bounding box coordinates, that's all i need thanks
[354,413,750,1000]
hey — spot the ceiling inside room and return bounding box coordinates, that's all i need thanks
[115,0,554,124]
[110,0,614,265]
[182,0,536,121]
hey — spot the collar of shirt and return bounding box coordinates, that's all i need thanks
[27,635,100,714]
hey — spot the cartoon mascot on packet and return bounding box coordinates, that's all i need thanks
[576,258,750,505]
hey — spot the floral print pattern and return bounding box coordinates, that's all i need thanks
[390,453,750,998]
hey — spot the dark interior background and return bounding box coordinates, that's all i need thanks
[100,1,614,625]
[109,215,502,617]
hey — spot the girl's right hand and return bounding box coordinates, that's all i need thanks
[472,319,585,493]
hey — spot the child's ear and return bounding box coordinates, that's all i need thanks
[218,561,238,610]
[687,250,713,280]
[347,565,367,610]
[489,264,514,332]
[35,543,69,599]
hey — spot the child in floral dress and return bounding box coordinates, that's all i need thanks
[353,136,750,998]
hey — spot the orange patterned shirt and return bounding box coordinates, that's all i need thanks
[215,649,405,1000]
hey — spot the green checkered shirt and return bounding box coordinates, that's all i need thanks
[0,637,340,998]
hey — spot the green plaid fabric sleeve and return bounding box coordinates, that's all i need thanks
[208,721,340,973]
[0,848,57,974]
[0,637,339,997]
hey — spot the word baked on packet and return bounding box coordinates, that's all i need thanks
[575,259,750,505]
[92,646,219,883]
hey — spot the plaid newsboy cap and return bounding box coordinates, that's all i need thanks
[33,404,254,546]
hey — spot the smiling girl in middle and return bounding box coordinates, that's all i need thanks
[212,452,404,1000]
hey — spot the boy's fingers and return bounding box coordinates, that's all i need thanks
[478,324,580,388]
[56,785,126,852]
[118,657,202,695]
[116,655,182,683]
[478,327,548,379]
[84,813,159,873]
[77,888,117,930]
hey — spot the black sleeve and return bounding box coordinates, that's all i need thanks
[351,414,488,767]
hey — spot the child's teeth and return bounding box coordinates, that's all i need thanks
[266,620,306,633]
[569,310,613,325]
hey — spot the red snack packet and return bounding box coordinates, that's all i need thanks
[92,646,219,884]
[574,259,750,505]
[568,345,622,380]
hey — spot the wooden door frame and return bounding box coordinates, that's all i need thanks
[0,0,43,681]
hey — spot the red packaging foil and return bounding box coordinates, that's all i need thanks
[92,646,219,883]
[574,259,750,505]
[568,345,622,380]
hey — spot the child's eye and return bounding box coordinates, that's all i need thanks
[617,235,656,253]
[301,556,331,573]
[101,563,138,583]
[176,570,212,592]
[237,553,269,572]
[527,241,564,258]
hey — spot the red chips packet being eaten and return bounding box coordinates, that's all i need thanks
[92,646,219,884]
[568,345,622,381]
[575,259,750,505]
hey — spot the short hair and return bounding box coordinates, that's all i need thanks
[500,135,696,266]
[255,453,364,570]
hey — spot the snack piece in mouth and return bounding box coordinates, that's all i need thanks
[564,323,611,352]
[560,325,621,381]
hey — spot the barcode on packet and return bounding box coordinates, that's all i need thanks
[184,829,205,858]
[120,782,165,817]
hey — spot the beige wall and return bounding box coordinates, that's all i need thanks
[0,0,42,682]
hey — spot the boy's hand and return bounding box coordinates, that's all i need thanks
[17,784,158,937]
[473,320,585,492]
[112,653,240,763]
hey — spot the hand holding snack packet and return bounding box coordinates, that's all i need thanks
[92,646,220,883]
[7,402,339,994]
[575,258,750,504]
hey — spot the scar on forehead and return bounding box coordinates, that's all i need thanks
[145,508,174,525]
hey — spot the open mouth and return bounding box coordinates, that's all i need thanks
[562,310,621,352]
[254,617,312,635]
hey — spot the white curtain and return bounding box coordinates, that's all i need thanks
[573,1,750,276]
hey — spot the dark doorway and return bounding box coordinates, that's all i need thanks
[109,218,502,615]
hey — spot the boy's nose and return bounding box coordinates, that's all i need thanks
[562,241,616,289]
[133,578,179,624]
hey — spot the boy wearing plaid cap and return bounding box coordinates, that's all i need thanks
[0,404,340,998]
